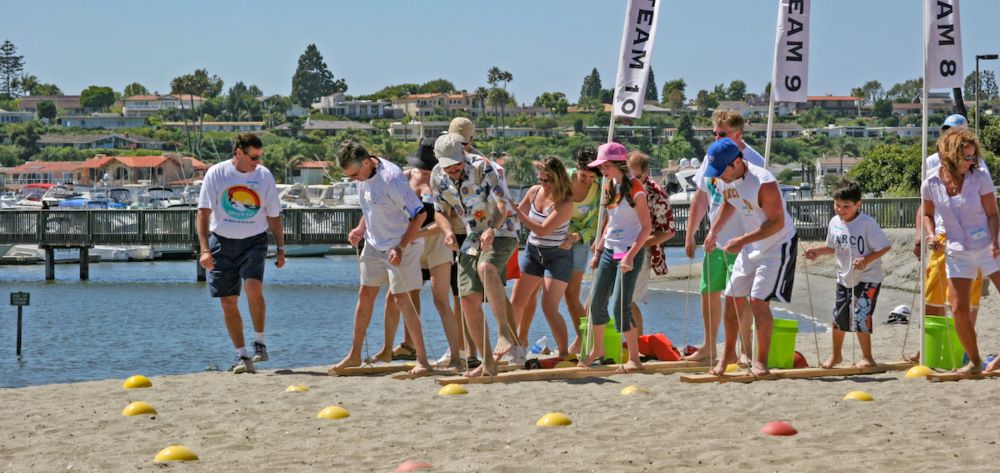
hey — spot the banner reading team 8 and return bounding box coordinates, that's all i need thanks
[612,0,661,119]
[924,0,963,90]
[772,0,810,103]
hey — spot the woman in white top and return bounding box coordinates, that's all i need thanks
[579,142,651,371]
[511,157,575,357]
[921,128,1000,375]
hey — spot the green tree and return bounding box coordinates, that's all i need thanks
[981,116,1000,157]
[80,85,115,111]
[850,80,884,106]
[533,91,569,114]
[695,89,717,115]
[777,168,795,184]
[645,67,658,102]
[726,80,747,101]
[579,68,603,103]
[885,78,922,102]
[9,121,42,159]
[418,78,456,94]
[0,40,25,99]
[290,44,347,108]
[31,83,61,95]
[873,99,893,119]
[847,143,922,195]
[170,68,224,99]
[123,82,149,97]
[662,78,686,109]
[964,70,999,101]
[37,100,56,121]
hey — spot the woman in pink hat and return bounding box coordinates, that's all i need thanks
[579,142,651,371]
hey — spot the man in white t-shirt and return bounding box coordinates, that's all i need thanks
[328,141,432,376]
[683,110,763,364]
[703,138,797,377]
[197,133,285,374]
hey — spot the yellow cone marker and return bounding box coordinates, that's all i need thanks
[726,363,739,373]
[122,401,157,416]
[536,412,572,427]
[154,445,198,463]
[620,385,650,396]
[906,365,933,378]
[285,384,309,393]
[122,375,152,389]
[438,383,468,396]
[317,406,350,420]
[843,390,874,402]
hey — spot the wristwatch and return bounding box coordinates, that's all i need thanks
[276,246,285,251]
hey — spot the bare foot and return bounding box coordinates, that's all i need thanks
[957,361,983,375]
[903,351,920,363]
[617,360,644,373]
[820,354,842,369]
[709,356,737,376]
[408,362,432,375]
[577,351,605,368]
[463,361,498,377]
[738,353,752,368]
[327,355,361,375]
[853,357,877,369]
[568,338,581,356]
[683,347,714,363]
[750,361,770,377]
[987,357,1000,373]
[364,349,392,364]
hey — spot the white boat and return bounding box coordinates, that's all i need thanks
[267,244,332,258]
[6,245,97,263]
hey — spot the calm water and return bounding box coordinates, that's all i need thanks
[0,248,820,388]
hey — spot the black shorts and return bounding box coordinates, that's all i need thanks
[207,232,267,298]
[833,282,881,333]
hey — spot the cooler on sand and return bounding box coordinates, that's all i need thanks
[924,315,964,370]
[579,317,624,364]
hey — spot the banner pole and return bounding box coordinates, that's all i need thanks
[919,0,929,367]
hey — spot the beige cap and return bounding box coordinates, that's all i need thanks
[448,117,474,143]
[434,133,466,168]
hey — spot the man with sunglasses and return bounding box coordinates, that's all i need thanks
[197,133,285,374]
[702,138,797,377]
[683,110,764,364]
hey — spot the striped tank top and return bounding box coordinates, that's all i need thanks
[526,199,569,247]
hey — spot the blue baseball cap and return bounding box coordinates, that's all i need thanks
[702,138,742,178]
[942,114,967,130]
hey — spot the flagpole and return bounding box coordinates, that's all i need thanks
[764,70,777,168]
[918,0,929,367]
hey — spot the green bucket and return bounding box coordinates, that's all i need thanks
[766,318,799,369]
[924,316,964,370]
[579,317,623,364]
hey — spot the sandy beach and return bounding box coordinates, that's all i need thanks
[4,229,1000,472]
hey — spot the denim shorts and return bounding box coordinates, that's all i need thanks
[207,232,267,298]
[570,241,591,273]
[519,243,573,282]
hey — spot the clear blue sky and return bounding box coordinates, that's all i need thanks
[5,0,1000,102]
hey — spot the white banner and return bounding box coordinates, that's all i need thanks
[772,0,810,103]
[924,0,963,90]
[612,0,661,119]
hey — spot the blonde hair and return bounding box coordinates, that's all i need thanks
[711,109,745,132]
[533,156,572,203]
[627,151,651,175]
[936,128,981,178]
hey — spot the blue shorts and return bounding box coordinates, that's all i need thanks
[519,243,573,282]
[570,241,591,272]
[207,232,267,298]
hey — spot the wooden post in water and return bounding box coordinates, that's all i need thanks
[44,247,55,280]
[79,247,89,280]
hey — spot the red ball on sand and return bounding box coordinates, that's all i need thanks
[761,421,798,436]
[396,460,433,472]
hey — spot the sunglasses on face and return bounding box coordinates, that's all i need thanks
[713,131,727,138]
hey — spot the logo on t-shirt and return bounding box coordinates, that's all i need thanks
[220,185,261,220]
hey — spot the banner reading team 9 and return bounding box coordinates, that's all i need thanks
[612,0,661,119]
[772,0,810,103]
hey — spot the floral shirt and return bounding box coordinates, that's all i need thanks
[643,175,674,275]
[430,154,520,240]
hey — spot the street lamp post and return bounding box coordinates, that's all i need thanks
[975,54,998,136]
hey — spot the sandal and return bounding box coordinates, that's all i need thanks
[391,344,417,361]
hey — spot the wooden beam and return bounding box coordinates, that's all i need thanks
[330,360,512,377]
[926,371,1000,382]
[392,364,521,380]
[679,361,914,384]
[434,361,710,385]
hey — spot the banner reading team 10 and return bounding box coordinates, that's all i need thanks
[772,0,810,103]
[612,0,661,119]
[924,0,963,90]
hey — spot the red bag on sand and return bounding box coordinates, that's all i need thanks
[793,351,808,369]
[637,334,683,361]
[505,247,521,280]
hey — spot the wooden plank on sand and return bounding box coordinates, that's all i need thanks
[926,371,1000,382]
[434,361,710,385]
[328,364,416,376]
[679,361,914,384]
[392,364,522,380]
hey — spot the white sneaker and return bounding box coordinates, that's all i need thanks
[434,352,452,368]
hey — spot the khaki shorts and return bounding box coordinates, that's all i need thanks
[632,251,652,304]
[360,240,424,294]
[456,236,517,297]
[925,233,983,309]
[420,232,453,269]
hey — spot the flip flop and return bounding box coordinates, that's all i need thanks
[391,344,417,361]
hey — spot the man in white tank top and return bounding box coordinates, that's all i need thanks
[702,138,797,377]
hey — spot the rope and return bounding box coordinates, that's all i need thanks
[682,257,693,353]
[797,239,822,368]
[900,274,921,361]
[355,245,373,368]
[846,246,858,367]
